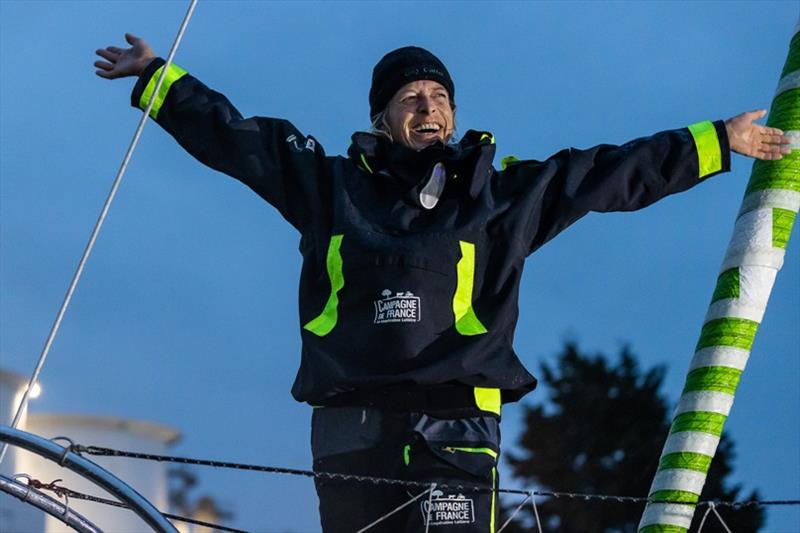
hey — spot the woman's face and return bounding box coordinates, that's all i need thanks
[385,80,454,150]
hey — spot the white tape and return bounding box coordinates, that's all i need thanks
[776,71,800,97]
[731,208,775,248]
[721,248,785,271]
[705,299,766,322]
[787,130,800,151]
[690,347,749,372]
[650,468,707,495]
[674,391,735,417]
[663,431,721,457]
[740,189,800,217]
[639,502,694,529]
[706,265,776,322]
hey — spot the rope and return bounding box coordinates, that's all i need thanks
[497,492,531,532]
[709,502,734,533]
[27,477,247,533]
[355,485,435,533]
[0,0,198,467]
[531,491,543,533]
[76,444,800,509]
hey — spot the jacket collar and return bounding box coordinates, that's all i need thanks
[347,129,497,203]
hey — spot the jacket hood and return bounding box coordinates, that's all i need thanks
[347,130,497,207]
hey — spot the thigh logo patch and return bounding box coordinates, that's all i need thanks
[421,491,475,526]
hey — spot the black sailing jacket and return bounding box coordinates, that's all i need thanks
[132,58,730,407]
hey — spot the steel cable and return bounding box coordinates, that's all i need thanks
[0,0,198,466]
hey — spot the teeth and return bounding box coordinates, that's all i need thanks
[414,123,441,133]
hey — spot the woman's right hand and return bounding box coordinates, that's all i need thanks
[95,33,155,79]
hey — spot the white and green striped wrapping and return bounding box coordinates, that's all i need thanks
[638,20,800,533]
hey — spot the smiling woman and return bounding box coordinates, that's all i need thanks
[385,80,455,150]
[91,25,791,533]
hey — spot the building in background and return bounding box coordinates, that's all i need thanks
[0,368,184,532]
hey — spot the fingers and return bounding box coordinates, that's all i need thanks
[95,69,114,79]
[95,48,119,62]
[94,60,114,71]
[125,33,140,45]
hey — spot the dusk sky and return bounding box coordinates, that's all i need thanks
[1,1,797,531]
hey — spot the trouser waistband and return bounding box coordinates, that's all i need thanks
[317,384,501,417]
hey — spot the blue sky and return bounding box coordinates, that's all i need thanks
[1,1,797,531]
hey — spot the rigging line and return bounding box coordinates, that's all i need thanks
[76,444,800,508]
[497,492,531,532]
[355,485,435,533]
[32,479,249,533]
[0,0,198,467]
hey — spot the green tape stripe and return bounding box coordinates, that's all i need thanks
[766,88,800,131]
[639,525,687,533]
[648,490,700,504]
[683,366,742,395]
[746,153,800,194]
[671,412,727,436]
[138,63,188,119]
[303,235,344,336]
[453,241,488,336]
[781,32,800,78]
[773,208,797,249]
[687,121,722,178]
[658,452,713,474]
[710,268,739,303]
[695,318,759,351]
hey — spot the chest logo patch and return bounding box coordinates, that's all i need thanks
[374,289,421,324]
[421,491,475,526]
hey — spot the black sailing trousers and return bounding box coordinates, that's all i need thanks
[311,406,500,532]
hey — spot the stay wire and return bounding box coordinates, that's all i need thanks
[0,0,198,467]
[76,444,800,509]
[28,478,248,533]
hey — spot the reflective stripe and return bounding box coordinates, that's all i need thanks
[359,153,374,174]
[138,63,188,119]
[442,446,498,460]
[403,444,411,466]
[303,235,344,336]
[474,387,501,416]
[500,155,520,170]
[453,241,487,335]
[480,132,495,144]
[490,466,497,533]
[687,121,722,178]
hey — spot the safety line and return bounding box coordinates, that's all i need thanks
[0,0,198,466]
[29,478,248,533]
[355,485,435,533]
[75,444,800,509]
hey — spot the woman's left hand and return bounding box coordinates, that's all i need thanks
[725,110,792,160]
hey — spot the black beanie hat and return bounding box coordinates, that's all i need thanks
[369,46,455,120]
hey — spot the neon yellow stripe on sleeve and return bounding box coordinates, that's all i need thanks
[139,63,188,119]
[687,120,722,178]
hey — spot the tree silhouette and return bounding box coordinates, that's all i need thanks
[503,343,764,532]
